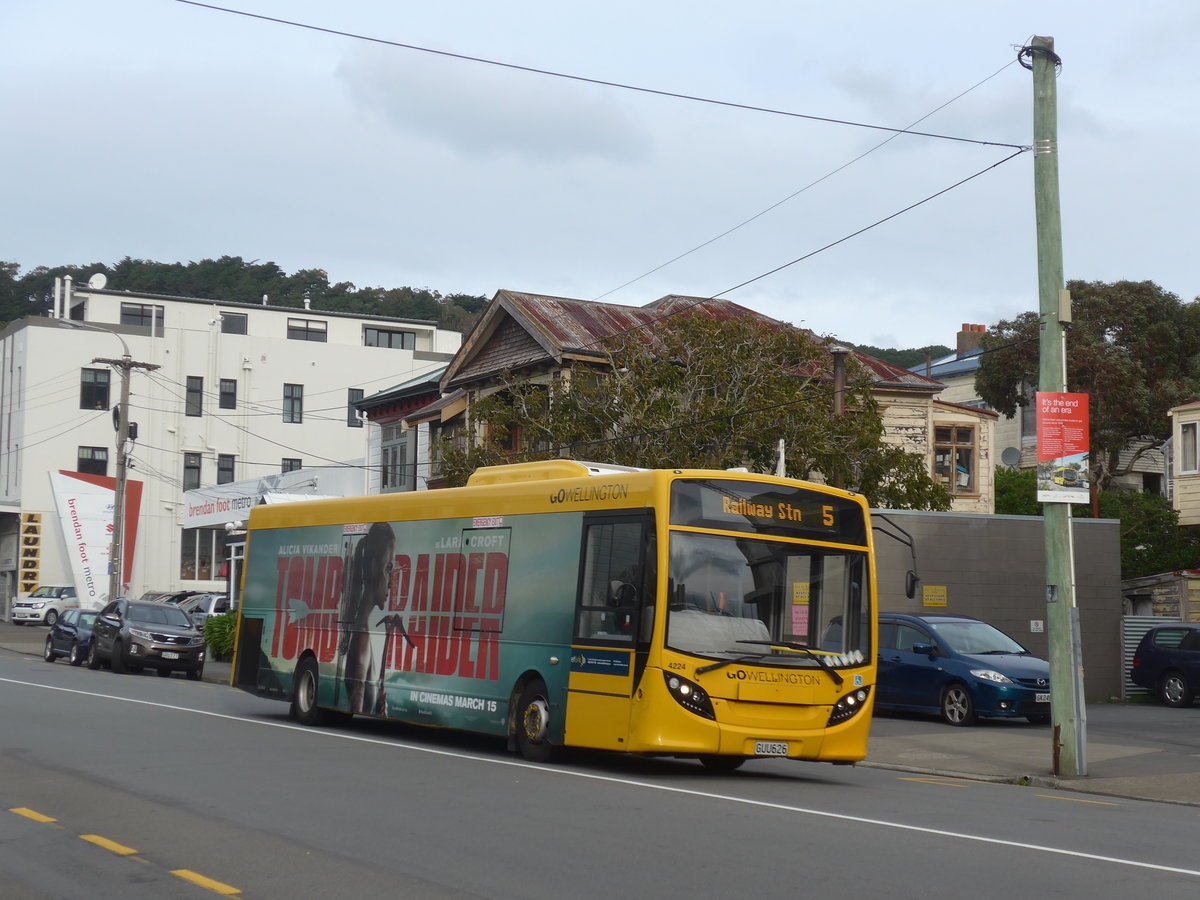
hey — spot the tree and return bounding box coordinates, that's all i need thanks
[437,312,952,510]
[976,280,1200,491]
[5,257,489,334]
[993,466,1042,516]
[1096,490,1200,579]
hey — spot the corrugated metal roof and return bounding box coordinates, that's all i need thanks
[444,290,941,394]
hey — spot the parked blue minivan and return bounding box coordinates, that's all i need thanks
[875,613,1051,726]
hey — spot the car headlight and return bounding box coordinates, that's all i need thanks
[663,671,716,720]
[31,602,46,609]
[129,628,155,641]
[970,668,1013,684]
[189,636,205,647]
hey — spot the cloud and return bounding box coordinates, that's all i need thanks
[336,45,653,164]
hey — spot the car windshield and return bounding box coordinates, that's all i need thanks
[929,620,1027,655]
[127,603,193,628]
[30,587,63,598]
[666,531,870,665]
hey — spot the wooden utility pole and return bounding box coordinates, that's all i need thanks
[94,353,159,603]
[1027,35,1087,776]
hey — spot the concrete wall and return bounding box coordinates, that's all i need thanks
[871,509,1123,702]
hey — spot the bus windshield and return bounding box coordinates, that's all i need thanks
[666,531,869,665]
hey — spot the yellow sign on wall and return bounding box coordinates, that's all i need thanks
[922,585,948,608]
[20,513,42,593]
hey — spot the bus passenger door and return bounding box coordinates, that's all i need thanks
[564,515,651,751]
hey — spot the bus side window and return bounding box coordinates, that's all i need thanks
[575,520,644,642]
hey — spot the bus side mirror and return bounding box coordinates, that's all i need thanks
[905,570,920,600]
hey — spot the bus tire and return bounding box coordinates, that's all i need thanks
[291,656,324,726]
[514,679,553,763]
[699,755,746,771]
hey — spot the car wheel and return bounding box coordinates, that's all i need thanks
[187,666,203,682]
[940,683,977,726]
[1026,714,1051,725]
[290,657,324,726]
[514,679,554,762]
[43,636,56,663]
[157,668,172,678]
[87,643,102,670]
[44,610,59,627]
[110,639,127,674]
[1160,671,1194,708]
[68,642,84,667]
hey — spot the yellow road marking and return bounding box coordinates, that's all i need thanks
[172,869,242,896]
[1035,793,1120,806]
[81,834,139,855]
[9,807,56,823]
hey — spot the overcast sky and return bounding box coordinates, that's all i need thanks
[4,1,1197,349]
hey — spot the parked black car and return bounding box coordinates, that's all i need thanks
[1130,623,1200,707]
[88,599,207,679]
[43,608,99,666]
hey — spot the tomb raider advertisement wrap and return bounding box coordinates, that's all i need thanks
[243,513,580,735]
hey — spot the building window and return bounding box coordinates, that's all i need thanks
[364,327,415,350]
[217,454,236,484]
[80,368,110,410]
[185,376,203,417]
[348,388,364,427]
[78,447,108,476]
[933,425,977,494]
[381,423,416,492]
[220,312,248,335]
[180,527,230,581]
[282,458,302,473]
[120,302,164,330]
[219,378,237,410]
[287,318,327,342]
[1181,422,1199,474]
[283,384,303,423]
[183,452,202,491]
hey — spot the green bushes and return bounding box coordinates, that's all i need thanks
[203,613,237,661]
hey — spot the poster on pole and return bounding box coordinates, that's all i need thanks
[1036,392,1090,503]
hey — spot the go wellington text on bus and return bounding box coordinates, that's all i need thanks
[231,460,887,769]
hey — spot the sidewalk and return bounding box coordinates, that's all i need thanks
[4,620,1197,804]
[864,708,1200,806]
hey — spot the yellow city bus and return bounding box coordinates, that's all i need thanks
[232,460,883,769]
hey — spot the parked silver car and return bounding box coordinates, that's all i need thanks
[12,585,78,626]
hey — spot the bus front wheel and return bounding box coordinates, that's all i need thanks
[291,657,324,726]
[514,680,553,763]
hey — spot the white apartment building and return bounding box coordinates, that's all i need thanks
[0,282,461,611]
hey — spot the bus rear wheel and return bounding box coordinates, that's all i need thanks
[514,679,553,762]
[291,657,324,726]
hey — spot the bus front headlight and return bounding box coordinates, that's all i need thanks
[663,671,716,720]
[828,687,871,725]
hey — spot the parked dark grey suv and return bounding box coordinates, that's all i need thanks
[1130,623,1200,707]
[88,599,207,679]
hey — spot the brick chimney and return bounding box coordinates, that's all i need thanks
[957,323,985,357]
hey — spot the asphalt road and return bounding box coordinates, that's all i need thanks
[3,651,1199,899]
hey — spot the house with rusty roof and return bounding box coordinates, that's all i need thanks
[364,289,997,511]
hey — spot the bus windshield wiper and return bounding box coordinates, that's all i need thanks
[695,652,768,675]
[734,640,844,685]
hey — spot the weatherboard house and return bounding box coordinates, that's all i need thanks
[359,289,996,513]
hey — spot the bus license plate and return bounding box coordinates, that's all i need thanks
[1035,692,1050,703]
[754,741,789,757]
[162,652,180,660]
